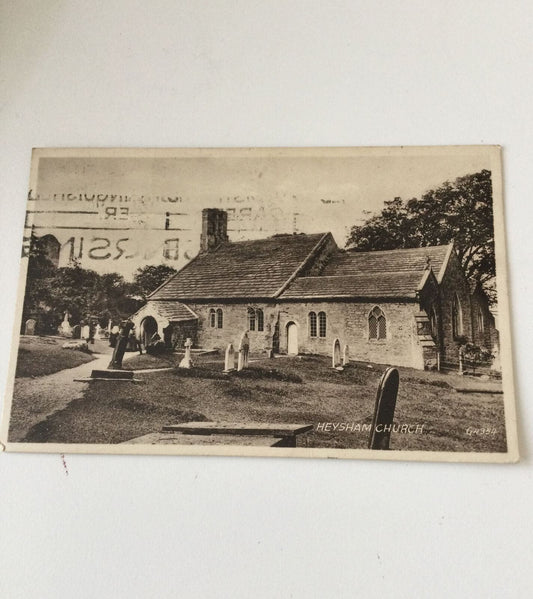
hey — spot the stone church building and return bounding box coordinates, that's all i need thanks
[131,209,496,369]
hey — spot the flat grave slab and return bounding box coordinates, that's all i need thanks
[122,433,289,447]
[162,422,313,438]
[91,369,133,380]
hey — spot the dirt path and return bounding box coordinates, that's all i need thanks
[8,352,111,442]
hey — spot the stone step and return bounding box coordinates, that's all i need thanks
[91,369,133,380]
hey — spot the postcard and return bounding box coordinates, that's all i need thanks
[0,146,519,462]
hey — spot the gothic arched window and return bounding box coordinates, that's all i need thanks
[216,308,223,329]
[209,308,216,328]
[369,306,387,340]
[477,305,484,334]
[452,294,463,338]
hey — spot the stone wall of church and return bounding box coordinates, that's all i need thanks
[438,252,474,362]
[186,302,279,354]
[277,300,423,368]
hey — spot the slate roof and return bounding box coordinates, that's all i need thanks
[149,233,329,300]
[147,300,198,321]
[320,244,451,280]
[281,244,451,300]
[280,272,425,299]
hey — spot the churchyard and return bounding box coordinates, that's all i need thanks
[10,339,507,452]
[15,335,96,378]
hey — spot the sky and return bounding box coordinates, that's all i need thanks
[34,148,493,243]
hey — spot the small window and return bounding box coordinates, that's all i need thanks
[369,306,387,340]
[318,311,327,338]
[477,305,484,334]
[256,309,264,332]
[248,307,256,331]
[209,308,216,328]
[309,311,317,337]
[452,294,463,338]
[430,305,438,338]
[216,308,223,329]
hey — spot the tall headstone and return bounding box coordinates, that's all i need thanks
[343,344,350,366]
[237,332,250,372]
[179,337,194,369]
[24,318,36,336]
[368,367,400,450]
[108,320,134,370]
[491,343,501,373]
[81,324,90,341]
[224,343,235,373]
[59,312,72,337]
[332,338,342,369]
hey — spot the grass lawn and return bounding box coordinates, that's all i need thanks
[22,354,507,453]
[15,336,96,377]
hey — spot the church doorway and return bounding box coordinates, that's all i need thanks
[140,316,158,347]
[287,322,298,355]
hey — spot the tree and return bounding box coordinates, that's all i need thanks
[133,265,178,300]
[346,170,495,300]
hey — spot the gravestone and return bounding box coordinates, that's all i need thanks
[224,343,235,373]
[24,318,36,336]
[108,320,134,370]
[178,338,194,369]
[81,324,90,341]
[59,312,72,337]
[237,332,250,372]
[491,343,501,372]
[368,367,400,450]
[332,338,342,369]
[343,344,350,366]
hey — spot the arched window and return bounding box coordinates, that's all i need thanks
[248,307,256,331]
[369,306,387,340]
[477,305,484,334]
[308,311,317,337]
[216,308,223,329]
[430,305,438,338]
[256,309,264,332]
[209,308,216,328]
[452,294,463,338]
[318,311,327,338]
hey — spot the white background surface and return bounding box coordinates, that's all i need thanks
[0,2,531,597]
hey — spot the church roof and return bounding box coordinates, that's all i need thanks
[149,233,329,300]
[280,272,425,299]
[134,300,198,322]
[149,232,453,302]
[148,301,198,321]
[321,244,451,280]
[281,244,451,300]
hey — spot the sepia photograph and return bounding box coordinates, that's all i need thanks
[0,146,518,461]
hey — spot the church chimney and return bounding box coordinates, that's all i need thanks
[200,208,229,252]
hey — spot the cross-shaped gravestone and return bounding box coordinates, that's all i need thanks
[179,337,194,369]
[368,367,400,450]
